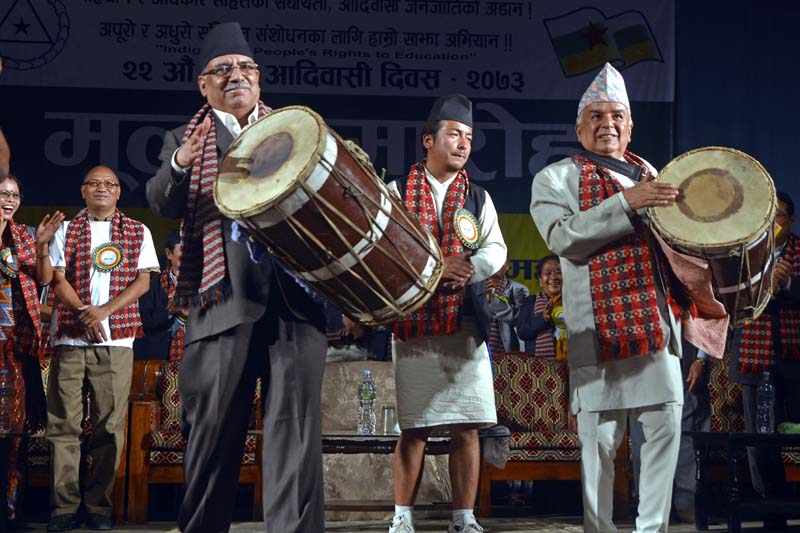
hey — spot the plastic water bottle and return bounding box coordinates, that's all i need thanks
[756,371,775,434]
[357,369,377,435]
[0,368,13,434]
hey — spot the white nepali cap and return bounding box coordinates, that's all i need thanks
[577,62,631,119]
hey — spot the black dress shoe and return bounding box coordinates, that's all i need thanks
[46,514,80,532]
[86,514,114,531]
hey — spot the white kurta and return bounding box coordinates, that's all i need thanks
[388,167,506,430]
[531,154,684,533]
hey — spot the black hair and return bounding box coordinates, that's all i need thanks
[777,191,795,217]
[535,255,559,279]
[420,120,444,151]
[165,228,181,252]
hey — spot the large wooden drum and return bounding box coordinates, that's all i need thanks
[649,146,776,327]
[214,106,443,326]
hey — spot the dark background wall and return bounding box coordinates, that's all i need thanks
[2,1,798,221]
[675,1,800,200]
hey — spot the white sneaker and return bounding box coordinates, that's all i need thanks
[389,514,415,533]
[448,521,485,533]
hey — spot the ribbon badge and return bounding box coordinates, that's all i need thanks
[0,248,19,278]
[454,208,480,250]
[92,243,124,273]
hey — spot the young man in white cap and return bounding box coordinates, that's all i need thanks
[147,22,327,533]
[530,63,684,532]
[386,94,507,533]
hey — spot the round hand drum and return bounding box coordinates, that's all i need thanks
[214,106,443,327]
[649,146,776,327]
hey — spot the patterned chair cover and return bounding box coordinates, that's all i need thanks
[492,352,579,461]
[144,361,259,466]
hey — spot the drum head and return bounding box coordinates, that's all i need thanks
[215,106,326,219]
[650,147,776,251]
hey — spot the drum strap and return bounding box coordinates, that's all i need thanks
[579,150,643,182]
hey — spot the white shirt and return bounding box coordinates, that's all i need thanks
[387,166,507,284]
[50,219,160,348]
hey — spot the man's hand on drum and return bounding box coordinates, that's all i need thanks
[772,258,792,293]
[175,115,212,168]
[441,253,474,289]
[622,179,679,210]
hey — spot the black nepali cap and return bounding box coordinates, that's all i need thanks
[426,93,473,128]
[198,22,254,71]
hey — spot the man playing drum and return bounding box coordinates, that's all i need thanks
[147,22,327,533]
[530,63,684,533]
[728,190,800,530]
[386,94,507,533]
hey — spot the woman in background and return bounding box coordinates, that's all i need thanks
[516,255,563,357]
[0,174,63,527]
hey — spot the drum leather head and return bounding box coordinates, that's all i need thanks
[650,147,776,251]
[215,106,326,218]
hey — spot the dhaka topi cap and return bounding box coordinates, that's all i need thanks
[427,94,473,128]
[198,22,254,71]
[577,62,630,119]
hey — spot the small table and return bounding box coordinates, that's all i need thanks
[320,427,510,513]
[321,431,451,512]
[687,431,800,532]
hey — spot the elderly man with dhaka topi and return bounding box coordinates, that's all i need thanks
[530,63,685,533]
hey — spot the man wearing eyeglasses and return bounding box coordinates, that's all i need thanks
[147,22,327,533]
[46,166,159,531]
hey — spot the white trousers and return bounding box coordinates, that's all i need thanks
[578,403,682,533]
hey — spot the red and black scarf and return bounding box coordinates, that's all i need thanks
[393,161,469,340]
[739,233,800,375]
[174,102,271,309]
[160,269,184,361]
[532,290,556,358]
[575,151,666,361]
[7,222,44,356]
[55,209,145,340]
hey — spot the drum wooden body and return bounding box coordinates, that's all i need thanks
[649,147,776,327]
[214,106,443,326]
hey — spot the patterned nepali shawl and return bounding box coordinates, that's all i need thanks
[174,102,271,310]
[575,151,666,361]
[393,161,469,340]
[55,209,145,340]
[532,290,556,358]
[739,233,800,375]
[6,222,44,356]
[160,269,185,361]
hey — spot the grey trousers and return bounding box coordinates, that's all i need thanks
[177,317,327,533]
[46,345,133,517]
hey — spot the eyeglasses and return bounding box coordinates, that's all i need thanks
[82,180,120,190]
[0,191,21,201]
[201,62,259,78]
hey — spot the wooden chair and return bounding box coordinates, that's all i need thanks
[478,352,630,519]
[126,361,263,524]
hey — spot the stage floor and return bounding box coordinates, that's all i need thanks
[18,517,800,532]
